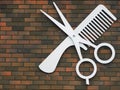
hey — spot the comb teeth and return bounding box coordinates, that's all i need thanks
[78,8,116,44]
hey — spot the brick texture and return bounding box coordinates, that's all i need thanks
[0,0,120,90]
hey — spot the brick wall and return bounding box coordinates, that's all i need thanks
[0,0,119,90]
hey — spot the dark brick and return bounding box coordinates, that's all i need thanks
[13,26,24,31]
[0,8,13,13]
[7,22,30,26]
[0,4,7,9]
[17,48,30,53]
[75,86,87,90]
[41,39,53,44]
[7,5,18,8]
[12,18,24,22]
[6,13,30,18]
[30,31,44,35]
[0,49,6,53]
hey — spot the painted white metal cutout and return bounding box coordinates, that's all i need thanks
[39,2,117,85]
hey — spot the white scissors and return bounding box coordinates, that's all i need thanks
[40,2,115,85]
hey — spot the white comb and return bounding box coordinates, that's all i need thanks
[76,4,117,44]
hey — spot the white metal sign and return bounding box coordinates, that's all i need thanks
[39,2,117,85]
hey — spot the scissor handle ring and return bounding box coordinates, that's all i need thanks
[94,43,115,64]
[76,58,97,85]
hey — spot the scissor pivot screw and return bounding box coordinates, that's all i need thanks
[73,35,76,37]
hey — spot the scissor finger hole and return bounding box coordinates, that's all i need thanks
[77,61,94,76]
[96,46,112,60]
[94,43,115,64]
[76,58,97,85]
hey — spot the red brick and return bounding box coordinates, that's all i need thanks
[56,67,66,72]
[0,54,11,58]
[66,67,74,72]
[1,36,12,40]
[0,14,6,17]
[21,81,32,85]
[87,86,99,90]
[25,18,35,22]
[104,81,112,85]
[24,63,35,67]
[1,71,11,76]
[0,22,6,26]
[1,27,12,31]
[13,0,24,4]
[48,10,56,13]
[25,0,37,4]
[37,1,48,4]
[66,5,76,9]
[61,1,71,4]
[112,23,120,27]
[30,40,41,44]
[0,85,3,89]
[6,40,17,44]
[111,77,120,81]
[100,77,110,81]
[12,63,23,66]
[10,80,21,84]
[19,5,30,9]
[0,63,11,67]
[42,5,53,9]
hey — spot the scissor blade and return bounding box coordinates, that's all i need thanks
[53,2,73,30]
[40,10,66,31]
[74,42,83,60]
[40,9,73,38]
